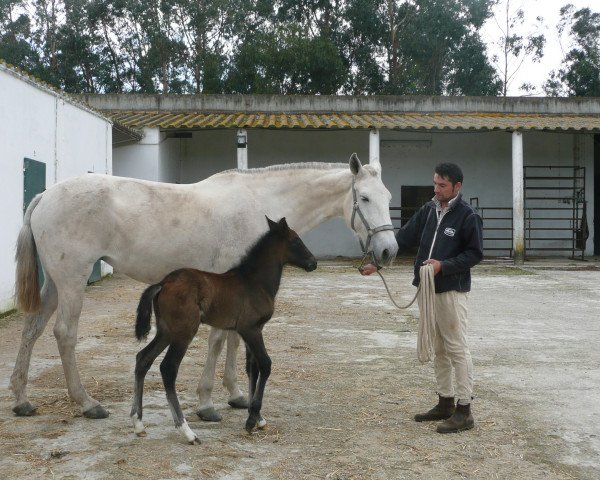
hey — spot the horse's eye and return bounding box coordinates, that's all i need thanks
[360,196,369,202]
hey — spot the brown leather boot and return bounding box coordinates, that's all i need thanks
[414,396,455,422]
[436,403,474,433]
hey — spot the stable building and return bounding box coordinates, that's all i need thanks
[80,94,600,262]
[0,62,115,313]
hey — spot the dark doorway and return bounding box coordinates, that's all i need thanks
[400,186,433,226]
[595,135,600,255]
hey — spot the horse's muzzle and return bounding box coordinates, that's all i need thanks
[305,259,318,272]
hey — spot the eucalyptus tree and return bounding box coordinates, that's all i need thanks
[342,0,499,95]
[225,0,347,94]
[545,5,600,97]
[488,0,546,96]
[56,0,105,92]
[0,0,40,73]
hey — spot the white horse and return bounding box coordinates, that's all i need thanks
[12,154,398,420]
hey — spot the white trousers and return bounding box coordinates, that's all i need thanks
[419,290,473,404]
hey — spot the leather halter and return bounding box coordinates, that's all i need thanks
[350,177,394,263]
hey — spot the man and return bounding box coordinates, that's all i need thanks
[361,163,483,433]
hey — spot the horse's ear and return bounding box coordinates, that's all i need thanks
[266,216,278,230]
[278,217,289,230]
[349,153,362,176]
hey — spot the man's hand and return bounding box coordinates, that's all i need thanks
[422,258,442,275]
[359,263,378,276]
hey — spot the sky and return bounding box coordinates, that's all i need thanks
[480,0,598,96]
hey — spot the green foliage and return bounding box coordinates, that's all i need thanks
[0,0,502,95]
[544,6,600,97]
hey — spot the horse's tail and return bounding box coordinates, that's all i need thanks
[15,194,43,313]
[135,283,163,341]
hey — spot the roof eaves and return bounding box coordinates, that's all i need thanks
[0,59,112,124]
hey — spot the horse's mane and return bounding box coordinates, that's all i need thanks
[227,225,281,275]
[217,162,347,176]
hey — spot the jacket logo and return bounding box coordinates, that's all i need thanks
[444,227,456,237]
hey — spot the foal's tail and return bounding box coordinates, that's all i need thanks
[135,284,163,340]
[15,194,43,313]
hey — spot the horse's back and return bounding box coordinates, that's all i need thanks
[28,175,225,282]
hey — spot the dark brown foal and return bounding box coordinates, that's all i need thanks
[130,217,317,444]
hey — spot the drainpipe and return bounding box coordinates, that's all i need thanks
[237,129,248,169]
[512,131,525,265]
[369,129,381,172]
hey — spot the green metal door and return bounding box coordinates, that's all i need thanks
[23,158,46,286]
[23,158,46,213]
[23,160,101,284]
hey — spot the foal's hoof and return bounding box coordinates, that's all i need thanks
[245,414,265,434]
[257,416,267,429]
[12,401,37,417]
[228,396,248,409]
[189,437,201,446]
[83,405,110,419]
[197,407,222,422]
[245,419,256,434]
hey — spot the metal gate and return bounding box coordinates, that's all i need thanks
[524,165,587,260]
[470,165,587,259]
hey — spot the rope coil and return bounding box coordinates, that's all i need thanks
[364,258,436,364]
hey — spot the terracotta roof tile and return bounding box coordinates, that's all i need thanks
[104,111,600,132]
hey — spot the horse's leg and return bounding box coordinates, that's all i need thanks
[161,339,200,445]
[245,343,259,407]
[53,280,108,418]
[240,329,271,433]
[224,331,248,409]
[130,333,169,437]
[10,276,58,416]
[196,327,227,422]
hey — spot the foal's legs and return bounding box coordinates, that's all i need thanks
[10,276,58,416]
[161,339,200,444]
[240,329,271,433]
[130,333,170,436]
[53,278,108,418]
[196,328,247,422]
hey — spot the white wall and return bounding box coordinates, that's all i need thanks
[109,126,595,260]
[113,127,160,180]
[0,65,112,313]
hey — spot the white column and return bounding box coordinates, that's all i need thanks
[512,131,525,265]
[369,129,380,171]
[236,129,248,170]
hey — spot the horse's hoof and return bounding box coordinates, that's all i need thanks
[189,437,201,445]
[257,416,267,429]
[245,422,256,434]
[83,405,109,419]
[12,401,37,417]
[136,431,147,437]
[228,396,248,409]
[197,407,222,422]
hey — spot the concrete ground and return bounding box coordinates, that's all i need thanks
[0,258,598,479]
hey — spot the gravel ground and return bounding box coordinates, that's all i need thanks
[0,258,598,479]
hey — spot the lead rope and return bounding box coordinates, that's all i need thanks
[360,256,436,363]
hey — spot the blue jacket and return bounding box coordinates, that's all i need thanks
[396,193,483,293]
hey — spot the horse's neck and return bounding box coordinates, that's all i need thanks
[226,168,351,234]
[241,258,284,300]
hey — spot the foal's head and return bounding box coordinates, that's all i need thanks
[266,216,317,272]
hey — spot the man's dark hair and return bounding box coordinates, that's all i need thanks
[435,163,463,186]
